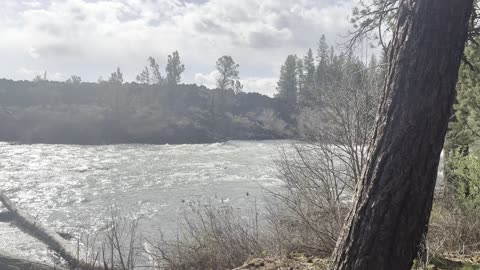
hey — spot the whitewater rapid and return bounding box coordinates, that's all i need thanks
[0,140,287,263]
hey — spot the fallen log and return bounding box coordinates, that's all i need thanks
[0,192,82,268]
[0,253,56,270]
[0,211,14,222]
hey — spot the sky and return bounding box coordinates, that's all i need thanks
[0,0,354,96]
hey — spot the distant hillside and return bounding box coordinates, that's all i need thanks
[0,79,295,145]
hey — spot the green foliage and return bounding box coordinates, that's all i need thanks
[109,67,123,84]
[276,54,298,107]
[66,75,82,84]
[234,80,243,94]
[274,35,383,134]
[0,79,293,144]
[33,71,48,82]
[315,35,330,93]
[446,42,480,200]
[435,41,480,254]
[460,266,480,270]
[296,57,305,97]
[349,0,398,48]
[452,153,480,208]
[135,66,150,84]
[316,35,329,65]
[448,66,478,160]
[148,56,164,85]
[216,55,240,91]
[299,48,316,107]
[453,45,480,147]
[165,50,185,86]
[136,57,165,85]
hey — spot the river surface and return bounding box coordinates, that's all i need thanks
[0,140,445,265]
[0,140,287,263]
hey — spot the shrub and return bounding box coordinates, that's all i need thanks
[145,203,263,270]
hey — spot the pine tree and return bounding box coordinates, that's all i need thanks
[136,67,150,84]
[66,75,82,84]
[296,57,305,105]
[450,44,480,150]
[234,80,243,94]
[315,35,330,96]
[445,42,480,197]
[300,48,316,107]
[148,57,164,85]
[331,0,473,269]
[276,55,298,107]
[216,56,240,91]
[166,51,185,86]
[109,67,123,84]
[329,51,346,88]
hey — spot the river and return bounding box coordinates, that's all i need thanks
[0,140,287,263]
[0,140,445,264]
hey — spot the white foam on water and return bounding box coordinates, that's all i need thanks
[0,140,288,262]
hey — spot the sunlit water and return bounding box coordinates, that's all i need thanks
[0,141,445,264]
[0,141,287,263]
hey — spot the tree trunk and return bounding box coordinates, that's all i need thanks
[331,1,473,270]
[0,253,56,270]
[0,193,82,268]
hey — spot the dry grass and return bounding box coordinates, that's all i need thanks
[48,208,143,270]
[428,197,480,257]
[234,254,329,270]
[144,203,264,270]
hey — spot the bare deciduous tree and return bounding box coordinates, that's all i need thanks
[267,55,382,256]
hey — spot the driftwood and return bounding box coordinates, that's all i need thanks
[0,192,82,269]
[0,211,14,222]
[0,253,56,270]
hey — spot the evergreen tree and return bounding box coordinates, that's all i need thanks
[315,35,330,95]
[328,51,346,89]
[216,56,240,91]
[136,57,164,85]
[66,75,82,84]
[445,42,480,198]
[451,44,480,150]
[296,58,305,104]
[234,80,243,94]
[331,1,473,268]
[136,67,150,84]
[344,52,364,90]
[33,75,43,82]
[300,48,316,106]
[33,71,48,82]
[166,51,185,86]
[276,55,298,107]
[109,67,123,84]
[317,35,329,63]
[148,57,164,85]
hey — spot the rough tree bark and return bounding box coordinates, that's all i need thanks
[331,1,473,270]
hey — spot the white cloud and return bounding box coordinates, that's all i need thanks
[28,47,40,59]
[242,78,278,97]
[0,0,354,96]
[194,70,278,96]
[194,70,219,89]
[17,67,66,81]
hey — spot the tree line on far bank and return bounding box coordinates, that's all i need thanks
[0,38,377,145]
[0,50,299,145]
